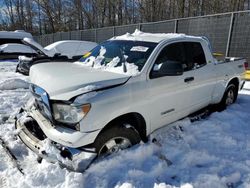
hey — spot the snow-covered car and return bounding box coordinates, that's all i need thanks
[16,38,98,75]
[0,30,33,45]
[0,30,34,60]
[0,43,37,60]
[16,30,246,171]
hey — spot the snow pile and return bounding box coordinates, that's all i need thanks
[0,61,31,124]
[0,78,29,90]
[243,81,250,91]
[39,139,72,166]
[76,46,140,76]
[18,55,33,61]
[0,60,250,187]
[107,61,140,76]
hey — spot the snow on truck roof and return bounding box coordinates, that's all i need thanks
[110,29,201,43]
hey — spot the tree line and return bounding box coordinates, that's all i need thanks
[0,0,249,35]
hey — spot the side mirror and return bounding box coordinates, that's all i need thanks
[152,60,183,78]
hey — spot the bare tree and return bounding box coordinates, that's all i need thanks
[0,0,249,34]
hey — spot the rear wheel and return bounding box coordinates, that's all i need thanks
[218,84,238,111]
[93,123,141,157]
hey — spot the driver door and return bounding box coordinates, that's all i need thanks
[148,42,194,132]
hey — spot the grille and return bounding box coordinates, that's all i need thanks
[30,84,52,120]
[25,117,47,140]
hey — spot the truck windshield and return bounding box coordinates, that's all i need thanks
[78,40,157,75]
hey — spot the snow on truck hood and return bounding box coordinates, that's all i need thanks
[30,62,130,100]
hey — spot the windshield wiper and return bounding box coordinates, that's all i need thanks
[120,49,127,73]
[122,62,127,73]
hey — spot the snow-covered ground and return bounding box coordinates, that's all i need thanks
[0,61,250,188]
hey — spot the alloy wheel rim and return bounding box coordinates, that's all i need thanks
[225,89,234,106]
[99,137,132,156]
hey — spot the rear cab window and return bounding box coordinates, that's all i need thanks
[184,42,207,68]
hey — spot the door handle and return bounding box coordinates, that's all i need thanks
[184,77,194,83]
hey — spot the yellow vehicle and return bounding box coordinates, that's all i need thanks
[243,61,249,80]
[244,70,250,80]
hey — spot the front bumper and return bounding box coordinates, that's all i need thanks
[15,109,97,171]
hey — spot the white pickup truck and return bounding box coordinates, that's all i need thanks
[16,30,245,171]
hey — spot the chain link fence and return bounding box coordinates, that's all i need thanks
[34,10,250,61]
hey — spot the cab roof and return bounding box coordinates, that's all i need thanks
[110,29,202,43]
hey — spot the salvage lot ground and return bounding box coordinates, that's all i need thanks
[0,61,250,188]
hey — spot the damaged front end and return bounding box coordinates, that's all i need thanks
[15,109,96,172]
[15,84,97,172]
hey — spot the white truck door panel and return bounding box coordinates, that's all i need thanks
[148,72,194,132]
[147,42,194,132]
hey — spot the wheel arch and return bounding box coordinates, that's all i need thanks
[95,112,148,143]
[227,77,239,98]
[227,77,239,89]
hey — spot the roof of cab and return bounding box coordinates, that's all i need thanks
[110,29,202,43]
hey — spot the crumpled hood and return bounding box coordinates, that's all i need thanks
[30,62,130,100]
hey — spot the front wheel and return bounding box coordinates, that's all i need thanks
[15,64,20,73]
[93,124,141,157]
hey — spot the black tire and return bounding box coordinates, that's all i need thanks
[93,124,141,156]
[15,64,19,73]
[217,83,238,111]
